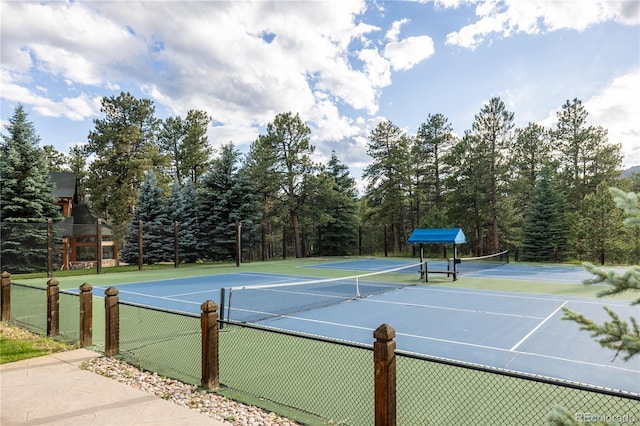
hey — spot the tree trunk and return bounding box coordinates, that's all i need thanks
[291,211,302,258]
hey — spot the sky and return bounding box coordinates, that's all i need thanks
[1,0,639,192]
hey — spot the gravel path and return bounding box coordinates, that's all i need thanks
[82,357,300,426]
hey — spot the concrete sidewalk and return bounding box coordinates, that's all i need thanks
[0,349,228,425]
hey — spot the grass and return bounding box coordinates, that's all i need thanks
[0,321,73,364]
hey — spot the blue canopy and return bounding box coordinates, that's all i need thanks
[408,228,467,244]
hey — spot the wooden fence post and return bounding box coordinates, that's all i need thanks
[79,283,93,347]
[374,323,396,426]
[104,287,119,357]
[47,278,60,336]
[201,300,220,390]
[1,271,11,321]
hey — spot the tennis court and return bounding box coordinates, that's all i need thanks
[80,258,639,394]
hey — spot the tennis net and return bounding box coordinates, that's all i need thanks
[222,262,424,323]
[448,250,509,274]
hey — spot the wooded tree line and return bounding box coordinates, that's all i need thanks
[2,92,640,269]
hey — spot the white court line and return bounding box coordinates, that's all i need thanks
[407,286,631,307]
[104,287,202,306]
[244,310,638,374]
[360,298,545,319]
[510,301,567,351]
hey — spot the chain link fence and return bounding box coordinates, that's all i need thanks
[3,280,639,425]
[218,321,374,424]
[396,351,639,425]
[8,283,47,333]
[117,302,201,385]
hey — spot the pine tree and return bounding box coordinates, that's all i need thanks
[251,112,314,258]
[470,97,514,253]
[198,143,260,261]
[520,166,568,261]
[363,120,412,253]
[312,152,359,256]
[0,105,62,273]
[122,170,171,265]
[84,92,164,243]
[167,179,199,263]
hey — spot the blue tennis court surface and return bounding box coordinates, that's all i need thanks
[93,260,640,394]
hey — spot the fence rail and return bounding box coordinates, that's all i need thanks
[2,272,639,425]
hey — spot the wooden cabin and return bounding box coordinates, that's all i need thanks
[50,172,118,269]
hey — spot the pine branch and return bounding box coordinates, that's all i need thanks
[610,187,640,226]
[561,306,640,361]
[582,262,640,305]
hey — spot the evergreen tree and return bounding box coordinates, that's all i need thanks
[84,92,165,242]
[573,182,625,264]
[250,112,314,258]
[413,113,455,223]
[244,130,282,260]
[510,123,552,212]
[0,105,62,273]
[363,120,412,253]
[198,143,260,261]
[520,166,568,262]
[43,145,69,171]
[311,152,359,256]
[158,110,212,185]
[552,98,622,210]
[167,179,199,263]
[470,97,514,253]
[122,170,171,265]
[444,132,492,255]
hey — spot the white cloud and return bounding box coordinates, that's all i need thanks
[538,71,640,167]
[384,36,435,71]
[584,72,640,167]
[445,0,639,49]
[1,0,393,147]
[1,2,148,86]
[358,48,392,89]
[386,18,410,41]
[0,69,101,120]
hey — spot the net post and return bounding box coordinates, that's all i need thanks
[219,288,226,330]
[1,271,10,321]
[227,288,233,322]
[79,282,93,347]
[47,277,59,337]
[137,220,143,271]
[419,244,426,282]
[200,300,220,390]
[355,277,361,298]
[452,244,458,281]
[374,323,396,426]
